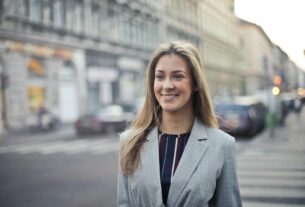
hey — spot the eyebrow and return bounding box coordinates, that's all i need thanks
[155,70,186,74]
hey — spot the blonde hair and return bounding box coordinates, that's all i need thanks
[120,41,218,175]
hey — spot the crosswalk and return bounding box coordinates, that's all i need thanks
[238,146,305,207]
[0,138,119,155]
[1,132,305,206]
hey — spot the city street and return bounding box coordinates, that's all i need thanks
[237,109,305,207]
[1,1,305,207]
[0,110,305,207]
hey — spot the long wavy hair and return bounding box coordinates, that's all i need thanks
[120,41,218,175]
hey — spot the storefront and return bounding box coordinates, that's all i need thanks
[86,51,119,112]
[87,66,118,112]
[58,62,79,123]
[27,58,46,112]
[117,56,145,106]
[1,40,84,129]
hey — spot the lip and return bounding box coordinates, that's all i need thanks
[161,93,179,96]
[160,93,179,101]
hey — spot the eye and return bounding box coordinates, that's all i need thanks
[173,74,184,80]
[155,74,164,80]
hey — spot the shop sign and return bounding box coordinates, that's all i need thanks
[117,57,144,72]
[87,67,118,82]
[5,40,72,60]
[28,86,45,111]
[28,58,45,76]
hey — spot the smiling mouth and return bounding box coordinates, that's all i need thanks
[161,94,179,96]
[161,94,179,101]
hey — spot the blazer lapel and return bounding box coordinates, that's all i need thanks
[140,127,164,205]
[167,118,209,207]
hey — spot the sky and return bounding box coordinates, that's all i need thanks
[235,0,305,71]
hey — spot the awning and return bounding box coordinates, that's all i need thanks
[28,59,45,76]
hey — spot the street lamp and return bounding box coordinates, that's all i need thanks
[272,86,280,95]
[272,75,282,95]
[273,75,282,85]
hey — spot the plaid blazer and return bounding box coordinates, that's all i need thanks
[118,118,242,207]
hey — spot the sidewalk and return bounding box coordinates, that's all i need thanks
[0,125,76,146]
[240,108,305,154]
[238,108,305,206]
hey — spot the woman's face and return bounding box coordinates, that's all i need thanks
[154,54,195,114]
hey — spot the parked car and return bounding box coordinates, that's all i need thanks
[215,100,267,137]
[74,105,134,135]
[25,108,60,132]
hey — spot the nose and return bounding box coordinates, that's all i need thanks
[163,78,174,89]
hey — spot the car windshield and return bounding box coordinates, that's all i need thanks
[216,104,248,115]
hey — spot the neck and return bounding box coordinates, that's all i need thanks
[160,110,195,134]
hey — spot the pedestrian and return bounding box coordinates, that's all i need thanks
[117,41,242,207]
[293,97,302,117]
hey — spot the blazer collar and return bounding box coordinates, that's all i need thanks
[143,118,209,206]
[167,118,209,206]
[145,117,208,142]
[141,127,164,205]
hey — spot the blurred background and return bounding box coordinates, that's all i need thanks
[0,0,305,207]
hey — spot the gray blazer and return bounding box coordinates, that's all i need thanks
[118,118,242,207]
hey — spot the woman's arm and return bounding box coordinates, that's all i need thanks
[117,166,132,207]
[214,138,242,207]
[117,131,133,207]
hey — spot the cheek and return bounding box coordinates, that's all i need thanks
[181,82,193,93]
[153,82,160,95]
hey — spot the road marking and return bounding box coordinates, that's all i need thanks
[238,170,305,179]
[243,202,305,207]
[241,187,305,198]
[0,138,119,155]
[237,141,305,205]
[239,177,305,187]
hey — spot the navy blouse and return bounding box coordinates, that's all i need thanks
[158,131,191,205]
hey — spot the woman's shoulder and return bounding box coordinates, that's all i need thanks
[206,127,235,145]
[119,129,132,142]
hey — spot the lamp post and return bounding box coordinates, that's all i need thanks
[267,75,282,138]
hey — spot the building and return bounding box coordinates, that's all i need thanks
[0,0,165,129]
[198,0,243,97]
[0,0,254,130]
[162,0,201,47]
[239,19,274,95]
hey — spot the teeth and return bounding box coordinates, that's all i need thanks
[161,94,178,100]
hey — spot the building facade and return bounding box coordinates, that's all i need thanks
[0,0,162,129]
[2,0,283,130]
[239,19,274,94]
[239,19,305,99]
[198,0,243,97]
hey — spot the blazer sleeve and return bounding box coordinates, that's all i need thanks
[117,131,133,207]
[117,166,132,207]
[214,138,242,207]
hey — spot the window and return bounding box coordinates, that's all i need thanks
[122,13,131,43]
[52,0,65,28]
[29,0,42,23]
[107,6,119,41]
[91,4,100,36]
[73,0,84,34]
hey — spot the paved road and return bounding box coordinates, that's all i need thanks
[238,110,305,207]
[0,131,119,207]
[0,110,304,207]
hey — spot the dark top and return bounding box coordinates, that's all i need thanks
[158,131,191,205]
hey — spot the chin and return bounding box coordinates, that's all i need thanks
[160,105,179,113]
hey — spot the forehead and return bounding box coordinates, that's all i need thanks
[155,54,189,73]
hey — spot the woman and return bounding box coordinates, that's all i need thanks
[118,41,242,207]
